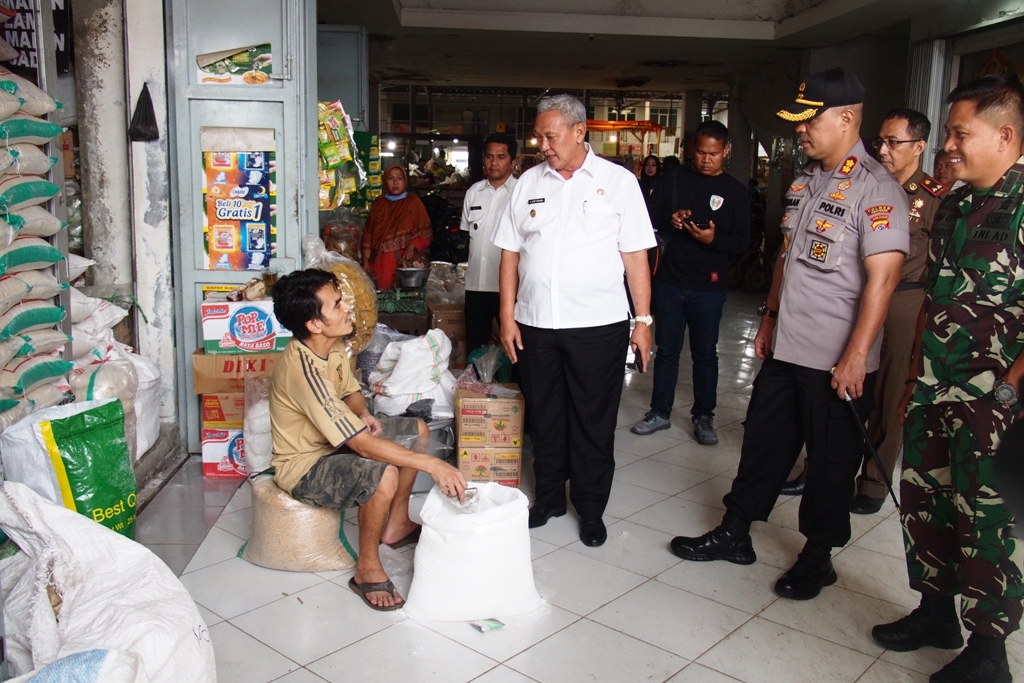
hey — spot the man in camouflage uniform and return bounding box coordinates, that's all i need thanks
[872,74,1024,683]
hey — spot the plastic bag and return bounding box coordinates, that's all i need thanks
[243,375,272,474]
[320,207,365,260]
[0,399,136,537]
[471,345,506,383]
[355,322,416,376]
[404,483,543,621]
[303,235,378,356]
[69,358,139,461]
[241,475,357,572]
[128,82,159,142]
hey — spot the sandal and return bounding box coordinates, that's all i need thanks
[348,577,404,612]
[386,526,421,550]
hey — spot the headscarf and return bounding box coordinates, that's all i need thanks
[362,165,432,261]
[639,155,662,196]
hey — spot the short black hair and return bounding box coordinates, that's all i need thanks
[694,120,729,145]
[662,155,681,167]
[483,134,518,160]
[947,73,1024,134]
[884,108,931,143]
[272,269,339,340]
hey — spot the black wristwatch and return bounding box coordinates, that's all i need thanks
[757,302,778,319]
[994,379,1019,407]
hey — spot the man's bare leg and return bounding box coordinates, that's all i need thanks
[355,465,402,608]
[381,419,429,545]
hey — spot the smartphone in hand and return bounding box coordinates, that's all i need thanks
[693,221,710,230]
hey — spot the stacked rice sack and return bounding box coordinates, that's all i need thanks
[0,67,74,433]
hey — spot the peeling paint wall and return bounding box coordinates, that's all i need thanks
[125,0,177,422]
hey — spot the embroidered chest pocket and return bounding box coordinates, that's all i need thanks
[952,210,1024,306]
[796,209,853,272]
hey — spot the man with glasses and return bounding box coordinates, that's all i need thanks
[846,109,948,514]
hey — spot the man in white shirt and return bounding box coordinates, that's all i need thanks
[493,94,657,547]
[461,134,518,355]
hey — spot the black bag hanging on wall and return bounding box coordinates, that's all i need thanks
[128,83,159,142]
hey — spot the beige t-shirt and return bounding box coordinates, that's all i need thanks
[270,337,366,493]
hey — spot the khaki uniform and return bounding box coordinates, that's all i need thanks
[857,169,946,499]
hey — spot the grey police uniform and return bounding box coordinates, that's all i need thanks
[722,139,910,549]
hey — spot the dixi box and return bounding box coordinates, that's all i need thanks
[192,349,281,394]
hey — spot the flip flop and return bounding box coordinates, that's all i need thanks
[385,526,421,549]
[348,577,404,612]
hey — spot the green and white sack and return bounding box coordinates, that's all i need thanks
[0,114,64,145]
[0,299,65,340]
[0,354,72,397]
[3,143,58,176]
[0,66,58,116]
[7,205,65,237]
[0,236,64,275]
[0,176,60,212]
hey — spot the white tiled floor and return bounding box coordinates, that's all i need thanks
[137,292,1023,682]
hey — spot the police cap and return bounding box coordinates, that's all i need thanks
[777,67,865,122]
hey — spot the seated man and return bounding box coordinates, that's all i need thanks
[269,269,467,611]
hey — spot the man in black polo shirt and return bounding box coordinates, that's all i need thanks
[632,120,751,444]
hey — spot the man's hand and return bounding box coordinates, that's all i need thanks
[360,411,383,436]
[683,219,716,245]
[670,209,692,230]
[431,460,468,503]
[501,318,523,364]
[832,351,868,400]
[630,323,652,372]
[753,317,775,360]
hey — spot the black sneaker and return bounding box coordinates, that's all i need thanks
[693,415,719,445]
[773,544,837,600]
[670,516,755,565]
[930,633,1011,683]
[872,597,963,652]
[632,411,670,435]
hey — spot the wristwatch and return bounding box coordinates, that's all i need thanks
[634,315,653,326]
[993,379,1019,407]
[757,303,778,319]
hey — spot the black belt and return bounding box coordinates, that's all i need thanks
[896,282,925,291]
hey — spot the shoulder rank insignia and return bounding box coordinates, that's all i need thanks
[838,156,858,175]
[920,177,946,197]
[790,183,807,192]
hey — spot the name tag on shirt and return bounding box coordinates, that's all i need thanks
[470,206,482,211]
[528,198,545,205]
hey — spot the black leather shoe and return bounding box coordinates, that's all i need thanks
[670,519,756,565]
[528,504,567,529]
[930,633,1010,683]
[580,518,607,547]
[780,479,804,496]
[872,597,963,652]
[773,545,837,600]
[850,493,885,515]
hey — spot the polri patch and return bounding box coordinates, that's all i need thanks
[528,198,545,205]
[839,156,858,175]
[809,240,829,262]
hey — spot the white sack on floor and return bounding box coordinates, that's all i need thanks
[0,482,216,682]
[404,483,543,621]
[367,328,456,418]
[3,649,148,683]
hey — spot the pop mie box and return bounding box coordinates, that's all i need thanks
[200,298,291,354]
[455,384,525,447]
[201,393,245,428]
[457,446,521,487]
[201,428,247,478]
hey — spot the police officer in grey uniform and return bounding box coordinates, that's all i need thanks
[669,68,910,601]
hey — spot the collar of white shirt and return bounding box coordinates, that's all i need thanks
[540,142,598,180]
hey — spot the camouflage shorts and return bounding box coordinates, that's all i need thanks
[290,416,421,510]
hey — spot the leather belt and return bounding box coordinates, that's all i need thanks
[896,282,925,291]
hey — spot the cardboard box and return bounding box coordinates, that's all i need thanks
[192,349,280,394]
[201,428,248,478]
[457,446,521,487]
[201,393,245,428]
[428,303,467,369]
[455,384,525,447]
[200,298,292,354]
[60,129,75,179]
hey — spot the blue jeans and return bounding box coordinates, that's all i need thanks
[650,280,727,420]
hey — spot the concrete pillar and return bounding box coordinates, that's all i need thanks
[728,80,753,186]
[72,0,133,287]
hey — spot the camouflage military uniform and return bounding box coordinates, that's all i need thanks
[903,158,1024,638]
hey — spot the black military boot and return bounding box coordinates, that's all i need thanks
[669,510,755,565]
[930,632,1011,683]
[872,595,963,651]
[773,542,837,600]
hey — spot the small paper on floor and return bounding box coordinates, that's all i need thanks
[470,619,505,633]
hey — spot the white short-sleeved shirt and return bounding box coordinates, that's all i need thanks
[491,144,656,329]
[460,176,517,292]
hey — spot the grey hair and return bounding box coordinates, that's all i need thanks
[536,94,587,127]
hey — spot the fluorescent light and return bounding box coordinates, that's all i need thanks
[386,140,396,150]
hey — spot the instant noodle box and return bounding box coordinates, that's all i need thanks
[455,384,525,447]
[200,298,291,354]
[202,428,247,478]
[192,349,280,394]
[201,393,245,429]
[457,447,521,487]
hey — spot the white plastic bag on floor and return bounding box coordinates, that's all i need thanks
[3,649,148,683]
[0,482,216,682]
[404,483,543,621]
[367,329,457,417]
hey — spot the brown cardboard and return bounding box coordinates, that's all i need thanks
[192,349,280,394]
[60,129,75,179]
[201,393,245,428]
[455,384,525,447]
[457,446,521,487]
[428,303,467,369]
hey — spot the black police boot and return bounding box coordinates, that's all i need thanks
[773,542,837,600]
[871,595,963,652]
[930,632,1011,683]
[669,510,755,565]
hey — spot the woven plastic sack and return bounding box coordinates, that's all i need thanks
[0,236,64,275]
[0,177,60,212]
[69,358,139,461]
[0,273,29,315]
[241,475,357,572]
[2,650,147,683]
[0,355,73,397]
[24,380,72,412]
[0,115,64,145]
[0,300,65,340]
[0,36,16,62]
[67,254,94,281]
[404,483,543,621]
[15,329,71,356]
[4,144,58,177]
[0,88,21,120]
[0,67,58,116]
[7,205,64,237]
[15,269,66,299]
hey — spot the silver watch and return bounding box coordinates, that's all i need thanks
[634,315,653,326]
[994,379,1019,407]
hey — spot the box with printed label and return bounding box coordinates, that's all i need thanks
[201,393,245,428]
[457,446,521,487]
[200,297,292,354]
[428,303,467,369]
[201,428,247,478]
[455,384,525,447]
[192,349,280,394]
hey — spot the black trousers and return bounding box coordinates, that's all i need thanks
[518,320,629,519]
[464,290,501,357]
[724,356,876,548]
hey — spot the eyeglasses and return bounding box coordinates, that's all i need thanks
[871,138,923,151]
